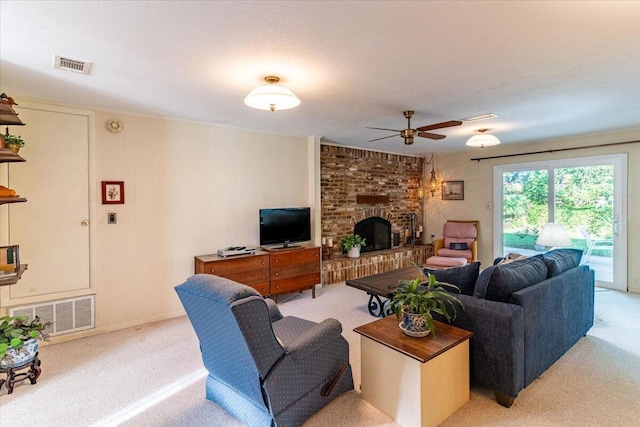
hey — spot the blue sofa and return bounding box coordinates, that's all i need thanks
[427,249,595,407]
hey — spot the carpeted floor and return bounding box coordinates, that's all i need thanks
[1,283,639,427]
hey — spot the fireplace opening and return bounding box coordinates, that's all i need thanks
[354,216,391,253]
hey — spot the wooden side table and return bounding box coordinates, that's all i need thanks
[354,317,472,427]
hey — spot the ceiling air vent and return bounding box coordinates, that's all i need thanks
[54,55,92,75]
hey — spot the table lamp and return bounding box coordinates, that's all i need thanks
[535,222,572,249]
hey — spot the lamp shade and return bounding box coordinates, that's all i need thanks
[466,133,500,148]
[244,76,300,112]
[535,222,572,247]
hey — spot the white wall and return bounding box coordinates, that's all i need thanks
[93,112,311,330]
[425,127,640,294]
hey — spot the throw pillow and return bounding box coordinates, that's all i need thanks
[423,261,481,296]
[473,255,548,302]
[449,242,468,250]
[543,248,583,277]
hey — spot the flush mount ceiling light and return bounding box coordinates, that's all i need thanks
[466,129,501,148]
[244,76,301,112]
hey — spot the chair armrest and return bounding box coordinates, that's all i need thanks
[434,238,444,254]
[282,318,343,360]
[264,298,283,322]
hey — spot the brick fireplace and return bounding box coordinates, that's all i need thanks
[320,144,424,251]
[320,144,429,284]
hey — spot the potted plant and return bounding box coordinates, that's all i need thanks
[342,234,366,258]
[3,134,25,154]
[389,268,462,337]
[0,315,51,369]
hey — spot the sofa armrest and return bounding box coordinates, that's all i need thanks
[509,265,594,386]
[282,318,343,360]
[434,294,525,398]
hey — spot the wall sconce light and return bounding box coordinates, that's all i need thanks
[244,76,301,112]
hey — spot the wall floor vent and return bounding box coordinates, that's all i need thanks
[54,55,92,74]
[10,295,95,336]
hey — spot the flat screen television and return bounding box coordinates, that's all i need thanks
[259,207,311,248]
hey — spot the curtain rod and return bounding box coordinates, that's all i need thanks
[470,139,640,162]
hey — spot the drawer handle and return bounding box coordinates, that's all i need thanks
[275,259,279,263]
[275,273,279,276]
[210,269,216,273]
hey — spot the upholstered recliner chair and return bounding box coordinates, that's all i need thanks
[433,220,479,264]
[175,274,354,427]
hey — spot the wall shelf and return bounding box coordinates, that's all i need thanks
[0,264,28,287]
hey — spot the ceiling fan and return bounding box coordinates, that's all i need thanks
[367,110,462,145]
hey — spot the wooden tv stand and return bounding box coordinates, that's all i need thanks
[195,246,321,299]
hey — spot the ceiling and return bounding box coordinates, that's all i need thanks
[1,1,639,155]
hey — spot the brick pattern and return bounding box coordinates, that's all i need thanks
[321,246,433,284]
[320,144,424,252]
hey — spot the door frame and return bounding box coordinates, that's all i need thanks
[493,153,627,291]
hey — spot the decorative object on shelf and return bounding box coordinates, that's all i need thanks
[244,76,301,112]
[321,238,334,261]
[0,315,51,369]
[535,222,572,249]
[0,93,25,127]
[101,181,125,204]
[442,180,464,200]
[106,119,124,133]
[466,128,501,148]
[3,133,25,154]
[389,267,462,337]
[0,245,20,279]
[342,234,366,258]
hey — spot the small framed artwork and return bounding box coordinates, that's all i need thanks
[102,181,125,204]
[442,180,464,200]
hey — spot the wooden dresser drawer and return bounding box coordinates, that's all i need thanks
[225,269,270,286]
[271,273,321,294]
[270,247,320,268]
[195,254,269,276]
[271,261,320,281]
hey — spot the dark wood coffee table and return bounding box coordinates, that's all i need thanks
[346,267,422,317]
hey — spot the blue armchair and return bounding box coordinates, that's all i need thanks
[175,274,354,427]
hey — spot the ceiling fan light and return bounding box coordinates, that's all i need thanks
[466,133,500,148]
[244,77,300,112]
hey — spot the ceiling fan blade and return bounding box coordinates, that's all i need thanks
[416,120,463,132]
[418,132,446,140]
[369,134,401,142]
[366,126,403,132]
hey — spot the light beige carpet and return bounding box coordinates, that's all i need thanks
[0,284,638,427]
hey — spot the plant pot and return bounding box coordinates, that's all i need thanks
[5,143,21,154]
[400,311,431,337]
[347,246,361,258]
[0,338,39,369]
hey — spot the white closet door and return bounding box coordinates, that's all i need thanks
[8,106,90,299]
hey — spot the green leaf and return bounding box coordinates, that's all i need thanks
[29,330,39,339]
[10,337,23,349]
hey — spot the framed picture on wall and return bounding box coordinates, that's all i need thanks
[442,181,464,200]
[102,181,125,204]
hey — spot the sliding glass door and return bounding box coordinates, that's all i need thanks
[494,154,627,291]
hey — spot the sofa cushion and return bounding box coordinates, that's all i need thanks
[423,261,480,296]
[473,255,548,302]
[543,248,583,277]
